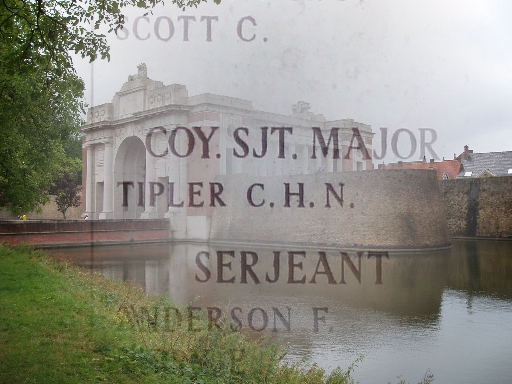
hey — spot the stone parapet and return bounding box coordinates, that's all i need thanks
[0,219,171,248]
[210,169,450,249]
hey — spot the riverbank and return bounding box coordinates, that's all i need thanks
[0,244,356,383]
[0,245,435,383]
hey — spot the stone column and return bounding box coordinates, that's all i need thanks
[85,144,94,216]
[316,144,322,173]
[99,141,114,219]
[233,153,243,174]
[164,155,182,223]
[302,146,309,174]
[141,138,158,219]
[140,132,158,219]
[288,144,295,175]
[165,148,187,239]
[327,148,334,173]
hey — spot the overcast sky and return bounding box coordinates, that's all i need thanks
[74,0,512,164]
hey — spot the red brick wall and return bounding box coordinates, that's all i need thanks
[0,219,171,248]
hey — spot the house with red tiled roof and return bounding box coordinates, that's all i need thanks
[378,157,461,180]
[379,145,512,180]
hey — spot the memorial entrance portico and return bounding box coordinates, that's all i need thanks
[82,64,374,240]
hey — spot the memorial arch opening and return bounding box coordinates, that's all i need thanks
[114,136,146,219]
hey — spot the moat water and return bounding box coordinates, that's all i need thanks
[52,239,512,383]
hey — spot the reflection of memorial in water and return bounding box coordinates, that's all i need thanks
[60,240,512,314]
[52,240,512,380]
[170,244,453,362]
[184,244,450,320]
[58,242,453,319]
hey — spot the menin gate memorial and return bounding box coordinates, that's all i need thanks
[82,64,448,248]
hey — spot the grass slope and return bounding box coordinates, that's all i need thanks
[0,245,356,384]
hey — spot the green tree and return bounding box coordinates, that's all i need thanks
[63,133,83,185]
[0,55,83,214]
[63,133,83,162]
[0,0,218,215]
[50,159,82,219]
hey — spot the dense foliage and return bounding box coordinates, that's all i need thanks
[0,77,81,213]
[0,0,217,214]
[49,159,82,219]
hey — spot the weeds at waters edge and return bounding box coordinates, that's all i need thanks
[108,290,359,383]
[393,369,435,384]
[0,244,434,384]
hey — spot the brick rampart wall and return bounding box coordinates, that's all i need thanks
[440,177,512,238]
[210,169,450,249]
[0,219,171,247]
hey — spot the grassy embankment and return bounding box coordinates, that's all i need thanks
[0,245,355,383]
[0,245,434,383]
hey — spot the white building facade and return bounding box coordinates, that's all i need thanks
[82,64,374,240]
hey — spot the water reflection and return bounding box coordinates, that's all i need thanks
[448,240,512,300]
[52,240,512,384]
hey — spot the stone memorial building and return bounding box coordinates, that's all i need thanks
[82,64,374,240]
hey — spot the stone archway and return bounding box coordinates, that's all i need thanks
[114,136,146,219]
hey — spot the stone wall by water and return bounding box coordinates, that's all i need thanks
[0,219,171,247]
[210,169,450,249]
[440,177,512,238]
